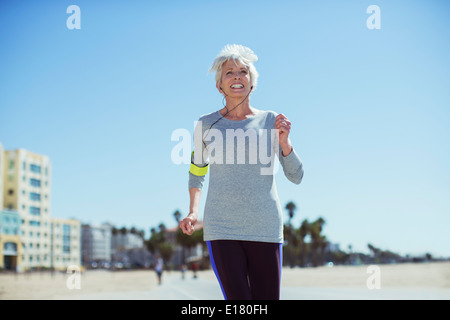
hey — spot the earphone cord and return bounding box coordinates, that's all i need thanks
[202,90,252,150]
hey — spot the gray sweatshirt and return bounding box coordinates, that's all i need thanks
[189,110,303,243]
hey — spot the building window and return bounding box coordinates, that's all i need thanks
[30,192,41,201]
[30,178,41,187]
[63,224,71,254]
[29,206,41,215]
[30,164,41,174]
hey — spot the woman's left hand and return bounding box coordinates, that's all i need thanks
[275,113,293,156]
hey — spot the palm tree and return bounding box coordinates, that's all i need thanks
[309,217,327,267]
[146,224,167,255]
[298,219,310,267]
[176,224,203,265]
[173,210,181,224]
[284,201,297,267]
[285,201,296,225]
[157,242,174,267]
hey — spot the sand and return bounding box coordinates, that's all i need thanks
[1,262,449,300]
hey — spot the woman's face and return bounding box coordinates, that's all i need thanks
[218,59,252,98]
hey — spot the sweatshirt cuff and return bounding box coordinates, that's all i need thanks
[280,148,304,184]
[188,172,205,189]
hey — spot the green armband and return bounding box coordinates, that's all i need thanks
[189,151,209,176]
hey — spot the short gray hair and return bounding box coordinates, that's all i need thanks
[209,44,259,90]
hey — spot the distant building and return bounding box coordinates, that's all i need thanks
[3,148,53,270]
[326,242,341,252]
[81,223,112,266]
[111,228,144,253]
[0,143,81,271]
[0,209,22,270]
[0,143,4,211]
[50,217,81,270]
[110,227,149,268]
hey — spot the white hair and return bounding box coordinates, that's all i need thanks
[209,44,259,90]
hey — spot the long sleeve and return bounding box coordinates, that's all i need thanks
[190,110,302,243]
[278,146,304,185]
[189,171,206,189]
[188,119,209,189]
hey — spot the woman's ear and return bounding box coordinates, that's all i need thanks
[216,82,225,95]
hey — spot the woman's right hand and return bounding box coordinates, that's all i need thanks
[180,213,198,235]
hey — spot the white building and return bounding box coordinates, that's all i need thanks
[1,145,81,271]
[3,148,53,269]
[0,142,4,210]
[51,217,81,270]
[112,228,144,253]
[81,223,112,266]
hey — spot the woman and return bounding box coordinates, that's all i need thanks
[179,44,304,300]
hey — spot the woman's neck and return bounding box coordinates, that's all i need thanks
[221,97,254,120]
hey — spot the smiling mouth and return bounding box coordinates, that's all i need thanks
[231,84,244,89]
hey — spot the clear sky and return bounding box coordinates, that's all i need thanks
[1,0,449,257]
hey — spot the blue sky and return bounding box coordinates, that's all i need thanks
[1,0,449,257]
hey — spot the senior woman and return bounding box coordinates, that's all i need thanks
[179,44,304,300]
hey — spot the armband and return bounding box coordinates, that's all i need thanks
[189,151,209,176]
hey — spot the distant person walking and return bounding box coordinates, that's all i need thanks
[181,264,187,280]
[180,44,304,300]
[154,255,164,285]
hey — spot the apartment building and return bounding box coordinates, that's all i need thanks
[51,217,81,270]
[2,148,53,270]
[0,209,22,269]
[0,143,22,269]
[1,144,81,271]
[111,228,144,253]
[0,142,3,209]
[81,223,112,266]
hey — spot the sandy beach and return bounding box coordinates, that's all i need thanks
[1,262,449,300]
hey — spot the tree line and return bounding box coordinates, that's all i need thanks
[284,201,330,267]
[141,201,438,269]
[143,202,333,268]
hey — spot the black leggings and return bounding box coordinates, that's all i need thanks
[207,240,282,300]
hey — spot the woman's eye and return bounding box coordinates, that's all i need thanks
[241,70,248,74]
